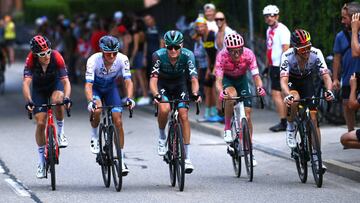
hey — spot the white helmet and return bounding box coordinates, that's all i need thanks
[263,5,279,15]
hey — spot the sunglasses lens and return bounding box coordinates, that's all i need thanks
[167,45,180,50]
[37,49,51,57]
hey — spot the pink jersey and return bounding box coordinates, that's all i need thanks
[215,47,259,78]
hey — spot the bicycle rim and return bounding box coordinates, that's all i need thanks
[231,119,241,177]
[48,126,56,190]
[167,123,176,187]
[241,118,253,182]
[99,125,111,187]
[175,124,185,191]
[109,125,122,192]
[308,121,323,188]
[294,124,308,183]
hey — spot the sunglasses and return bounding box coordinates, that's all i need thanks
[227,48,243,55]
[103,51,118,57]
[36,49,52,57]
[264,14,276,18]
[215,18,225,22]
[295,44,311,54]
[166,45,181,51]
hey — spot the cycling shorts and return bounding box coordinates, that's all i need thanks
[269,66,281,91]
[356,129,360,142]
[158,77,189,109]
[32,80,64,114]
[93,86,122,113]
[223,74,252,108]
[288,75,317,110]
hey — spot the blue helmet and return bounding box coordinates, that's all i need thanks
[99,35,120,52]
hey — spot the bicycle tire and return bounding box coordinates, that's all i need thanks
[99,124,111,187]
[110,125,123,192]
[230,117,241,178]
[294,121,308,183]
[175,123,185,191]
[241,118,253,182]
[307,120,323,188]
[167,122,176,187]
[48,126,56,190]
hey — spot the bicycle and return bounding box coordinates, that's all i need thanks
[155,99,199,191]
[28,101,71,191]
[221,95,264,182]
[290,97,327,188]
[91,102,133,192]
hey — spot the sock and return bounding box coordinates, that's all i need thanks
[121,149,125,160]
[281,118,287,125]
[225,117,231,130]
[185,144,190,160]
[287,121,295,130]
[159,128,166,140]
[57,119,64,135]
[204,107,210,118]
[91,127,98,139]
[210,106,218,117]
[38,146,45,165]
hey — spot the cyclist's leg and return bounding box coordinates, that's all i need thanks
[90,88,103,128]
[106,87,124,148]
[157,83,171,138]
[234,75,252,136]
[222,76,237,132]
[51,81,66,140]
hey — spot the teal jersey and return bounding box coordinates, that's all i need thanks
[150,48,198,79]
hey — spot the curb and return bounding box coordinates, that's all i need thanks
[137,105,360,182]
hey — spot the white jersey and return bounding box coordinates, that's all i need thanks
[266,22,290,67]
[215,26,235,50]
[280,47,329,79]
[207,20,218,33]
[85,52,131,90]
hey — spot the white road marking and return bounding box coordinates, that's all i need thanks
[4,178,31,197]
[0,165,5,173]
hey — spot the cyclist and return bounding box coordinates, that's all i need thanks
[280,29,334,170]
[85,35,135,175]
[149,30,201,173]
[23,35,72,178]
[215,33,266,166]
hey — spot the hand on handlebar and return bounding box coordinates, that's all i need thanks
[284,94,294,106]
[192,94,202,103]
[63,97,72,109]
[153,94,162,104]
[25,101,35,111]
[257,86,266,96]
[87,100,96,112]
[219,90,228,101]
[324,90,335,101]
[126,98,136,109]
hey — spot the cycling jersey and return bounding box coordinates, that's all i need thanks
[85,52,131,91]
[150,48,197,80]
[24,50,68,92]
[215,47,259,78]
[280,47,329,79]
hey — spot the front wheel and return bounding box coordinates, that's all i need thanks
[308,120,323,188]
[175,123,185,191]
[294,122,308,183]
[110,125,123,192]
[241,118,253,182]
[99,125,111,187]
[167,122,176,187]
[230,117,241,178]
[47,126,56,191]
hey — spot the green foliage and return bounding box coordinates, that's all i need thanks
[24,0,71,23]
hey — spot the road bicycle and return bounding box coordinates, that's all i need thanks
[222,95,264,182]
[290,97,327,188]
[91,103,132,192]
[155,99,199,191]
[28,102,71,191]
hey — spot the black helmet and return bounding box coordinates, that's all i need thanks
[30,35,51,53]
[99,35,120,52]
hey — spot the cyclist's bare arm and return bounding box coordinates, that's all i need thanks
[124,78,134,98]
[149,76,159,96]
[190,76,199,95]
[61,77,71,99]
[215,76,223,93]
[84,82,93,102]
[321,73,333,91]
[280,76,290,96]
[22,77,32,102]
[252,74,263,89]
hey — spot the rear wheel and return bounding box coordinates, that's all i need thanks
[110,125,123,192]
[99,125,111,187]
[230,117,241,177]
[242,118,253,182]
[167,122,176,187]
[294,123,308,183]
[175,123,185,191]
[48,126,56,190]
[308,120,323,188]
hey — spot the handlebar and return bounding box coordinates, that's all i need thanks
[221,95,264,114]
[28,102,71,120]
[90,104,133,122]
[154,99,200,117]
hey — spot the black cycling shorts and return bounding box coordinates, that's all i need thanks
[288,75,317,110]
[269,66,281,91]
[32,80,64,114]
[356,129,360,142]
[158,77,189,108]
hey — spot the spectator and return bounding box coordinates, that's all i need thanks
[262,5,290,132]
[130,18,150,106]
[90,22,107,54]
[144,14,161,79]
[351,12,360,56]
[203,3,218,33]
[3,15,16,64]
[340,73,360,149]
[214,11,235,50]
[193,28,208,98]
[333,2,360,132]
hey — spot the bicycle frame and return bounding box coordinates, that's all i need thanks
[45,108,59,161]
